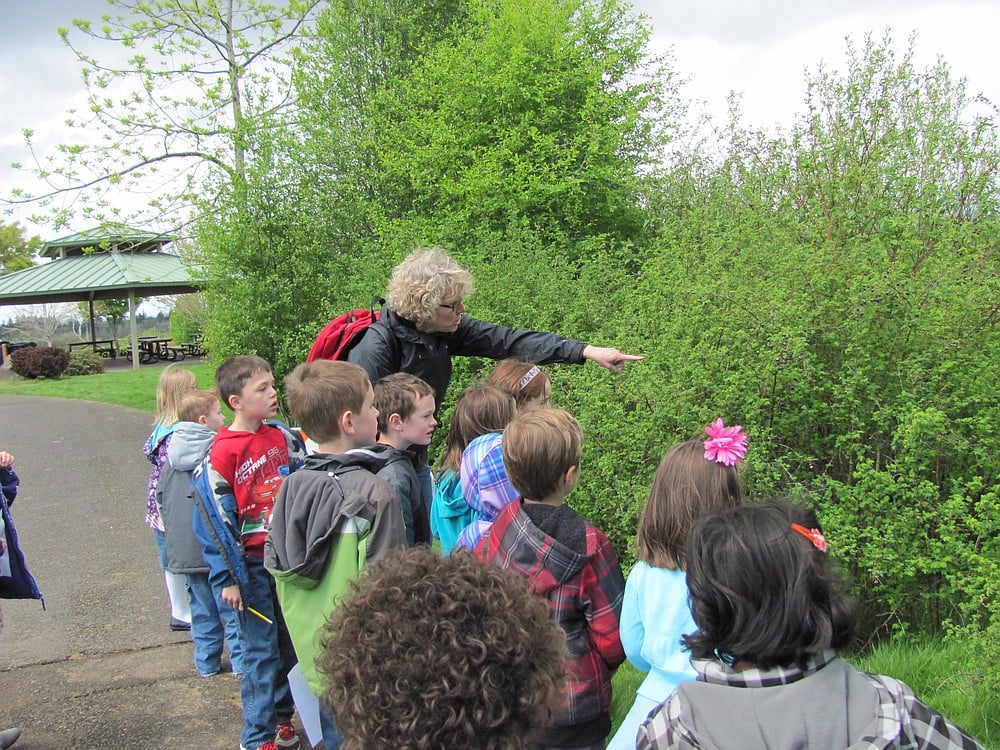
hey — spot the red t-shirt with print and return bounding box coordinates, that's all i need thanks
[209,423,290,558]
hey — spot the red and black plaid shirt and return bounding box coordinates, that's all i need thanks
[475,500,626,729]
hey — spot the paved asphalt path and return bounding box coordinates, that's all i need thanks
[0,395,300,749]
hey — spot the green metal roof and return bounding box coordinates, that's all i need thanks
[41,226,177,259]
[0,251,203,305]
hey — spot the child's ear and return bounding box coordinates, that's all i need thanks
[563,464,580,488]
[196,415,209,426]
[339,410,355,436]
[386,412,404,432]
[226,393,242,412]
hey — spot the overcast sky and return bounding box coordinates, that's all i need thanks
[3,0,999,241]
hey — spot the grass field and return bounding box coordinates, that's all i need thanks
[0,362,214,413]
[3,364,996,748]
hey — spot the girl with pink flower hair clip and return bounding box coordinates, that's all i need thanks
[608,419,747,750]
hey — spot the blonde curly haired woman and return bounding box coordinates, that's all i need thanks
[348,246,641,517]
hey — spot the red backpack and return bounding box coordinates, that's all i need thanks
[307,297,385,362]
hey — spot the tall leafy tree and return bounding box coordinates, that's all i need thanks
[5,0,320,230]
[0,221,41,274]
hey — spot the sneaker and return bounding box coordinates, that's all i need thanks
[239,744,276,750]
[0,727,22,750]
[275,722,300,750]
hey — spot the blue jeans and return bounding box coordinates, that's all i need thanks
[319,706,342,750]
[237,558,297,750]
[152,527,169,570]
[186,572,242,676]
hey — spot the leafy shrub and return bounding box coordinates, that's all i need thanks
[9,346,71,379]
[64,349,105,376]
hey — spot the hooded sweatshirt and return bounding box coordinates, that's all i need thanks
[475,500,626,747]
[159,421,216,574]
[264,452,406,694]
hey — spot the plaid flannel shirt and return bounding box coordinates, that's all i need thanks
[475,500,626,728]
[637,651,985,750]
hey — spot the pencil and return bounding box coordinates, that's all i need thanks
[246,606,273,624]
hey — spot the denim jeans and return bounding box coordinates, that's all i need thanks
[237,557,297,750]
[186,572,242,676]
[319,705,343,750]
[152,527,169,570]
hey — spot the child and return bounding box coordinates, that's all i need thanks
[265,360,406,750]
[318,546,566,750]
[1,449,42,750]
[475,408,626,750]
[191,355,306,750]
[608,419,746,750]
[453,431,519,551]
[357,372,436,545]
[636,501,986,750]
[430,383,515,554]
[143,364,197,631]
[159,389,242,677]
[486,358,553,411]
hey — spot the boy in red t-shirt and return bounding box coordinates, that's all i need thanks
[195,355,306,750]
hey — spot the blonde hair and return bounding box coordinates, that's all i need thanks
[177,389,221,424]
[502,408,583,501]
[285,360,371,443]
[385,247,474,325]
[155,365,197,424]
[486,359,551,409]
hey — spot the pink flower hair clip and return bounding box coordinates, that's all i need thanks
[790,523,828,553]
[703,418,747,467]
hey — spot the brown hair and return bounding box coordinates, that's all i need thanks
[486,359,551,409]
[154,365,197,424]
[373,372,434,434]
[436,384,516,472]
[177,389,220,423]
[214,355,271,406]
[284,360,371,443]
[635,440,743,570]
[502,408,583,501]
[318,547,565,750]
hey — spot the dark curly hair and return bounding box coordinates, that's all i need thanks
[682,500,856,670]
[318,547,566,749]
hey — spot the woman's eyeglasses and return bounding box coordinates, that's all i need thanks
[439,300,464,312]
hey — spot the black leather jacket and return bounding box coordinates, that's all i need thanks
[348,305,587,408]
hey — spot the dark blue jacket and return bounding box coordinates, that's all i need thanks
[0,466,44,606]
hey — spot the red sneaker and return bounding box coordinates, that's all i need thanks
[275,722,300,750]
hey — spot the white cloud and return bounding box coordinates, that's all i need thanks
[631,0,1000,130]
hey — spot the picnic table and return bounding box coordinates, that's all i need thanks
[68,339,118,359]
[126,337,186,364]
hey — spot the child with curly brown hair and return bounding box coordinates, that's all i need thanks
[318,546,566,749]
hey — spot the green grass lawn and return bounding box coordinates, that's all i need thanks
[3,364,996,748]
[0,362,214,413]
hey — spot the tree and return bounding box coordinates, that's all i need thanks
[0,221,42,274]
[5,303,78,345]
[4,0,320,230]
